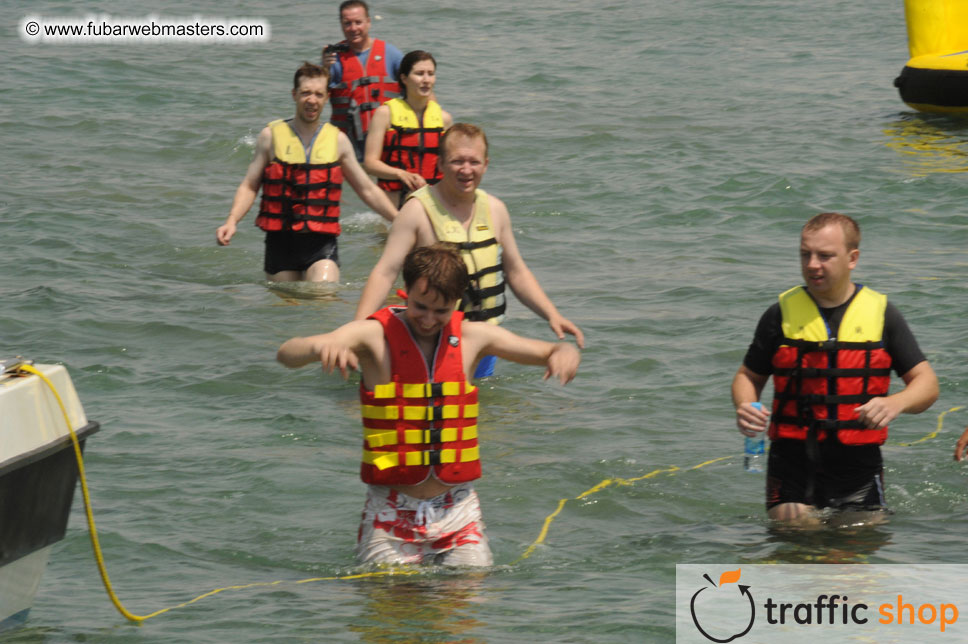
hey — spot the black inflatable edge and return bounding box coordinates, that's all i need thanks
[895,65,968,108]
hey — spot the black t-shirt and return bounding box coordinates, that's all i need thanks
[742,285,926,378]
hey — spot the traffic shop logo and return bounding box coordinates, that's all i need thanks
[689,568,755,643]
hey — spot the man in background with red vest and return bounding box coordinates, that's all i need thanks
[216,62,397,283]
[277,244,580,565]
[732,212,938,526]
[323,0,402,161]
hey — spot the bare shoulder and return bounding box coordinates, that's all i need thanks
[390,199,425,232]
[241,126,274,174]
[254,125,274,153]
[256,124,273,141]
[485,193,516,246]
[398,195,426,219]
[486,192,509,216]
[487,192,511,227]
[397,196,435,237]
[336,129,354,155]
[352,317,386,346]
[459,319,495,361]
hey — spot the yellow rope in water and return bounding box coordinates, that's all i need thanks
[510,410,968,565]
[18,365,147,623]
[19,364,421,623]
[19,364,965,621]
[895,406,964,446]
[511,463,713,566]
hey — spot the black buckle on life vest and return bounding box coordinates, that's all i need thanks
[423,449,442,466]
[425,428,442,444]
[810,419,841,432]
[815,340,838,352]
[429,382,444,399]
[429,405,444,421]
[800,393,829,405]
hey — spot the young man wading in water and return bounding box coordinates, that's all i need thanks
[278,244,580,565]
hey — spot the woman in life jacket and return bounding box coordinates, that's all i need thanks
[363,50,453,208]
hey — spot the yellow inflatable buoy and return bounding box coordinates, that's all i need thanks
[894,0,968,114]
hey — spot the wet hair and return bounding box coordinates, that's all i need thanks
[402,243,469,303]
[293,61,330,90]
[802,212,861,251]
[439,123,489,160]
[397,50,437,99]
[339,0,369,17]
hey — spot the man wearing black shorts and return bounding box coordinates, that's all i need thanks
[731,212,938,525]
[216,62,397,282]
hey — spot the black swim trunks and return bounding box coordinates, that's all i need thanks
[765,439,886,511]
[263,231,339,275]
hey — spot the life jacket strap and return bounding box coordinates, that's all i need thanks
[361,403,479,421]
[364,425,479,448]
[363,445,480,471]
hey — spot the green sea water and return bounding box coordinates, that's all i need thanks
[2,0,968,641]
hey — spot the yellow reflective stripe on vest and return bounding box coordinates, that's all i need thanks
[370,381,469,399]
[364,425,479,448]
[778,285,887,342]
[268,120,340,164]
[361,403,480,421]
[363,446,481,471]
[386,97,444,129]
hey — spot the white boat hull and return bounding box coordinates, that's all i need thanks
[0,362,98,631]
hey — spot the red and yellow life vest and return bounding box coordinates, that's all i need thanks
[359,307,481,486]
[377,98,444,193]
[769,285,892,446]
[329,39,400,143]
[256,120,342,235]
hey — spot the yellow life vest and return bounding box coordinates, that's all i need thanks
[779,285,886,343]
[387,97,445,130]
[378,98,444,192]
[410,186,506,324]
[256,120,342,234]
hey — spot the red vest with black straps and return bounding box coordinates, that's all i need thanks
[256,120,342,235]
[329,40,400,143]
[769,285,892,446]
[359,307,481,486]
[377,98,444,193]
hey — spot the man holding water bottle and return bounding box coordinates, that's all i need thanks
[731,212,938,526]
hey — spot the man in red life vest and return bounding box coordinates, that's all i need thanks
[215,62,396,283]
[277,244,580,565]
[732,212,938,526]
[322,0,402,161]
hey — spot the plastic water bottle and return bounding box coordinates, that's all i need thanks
[743,402,765,473]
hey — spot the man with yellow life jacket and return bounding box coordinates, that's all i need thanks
[216,62,397,283]
[355,123,585,377]
[363,50,453,208]
[732,212,938,526]
[277,244,580,566]
[322,0,402,162]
